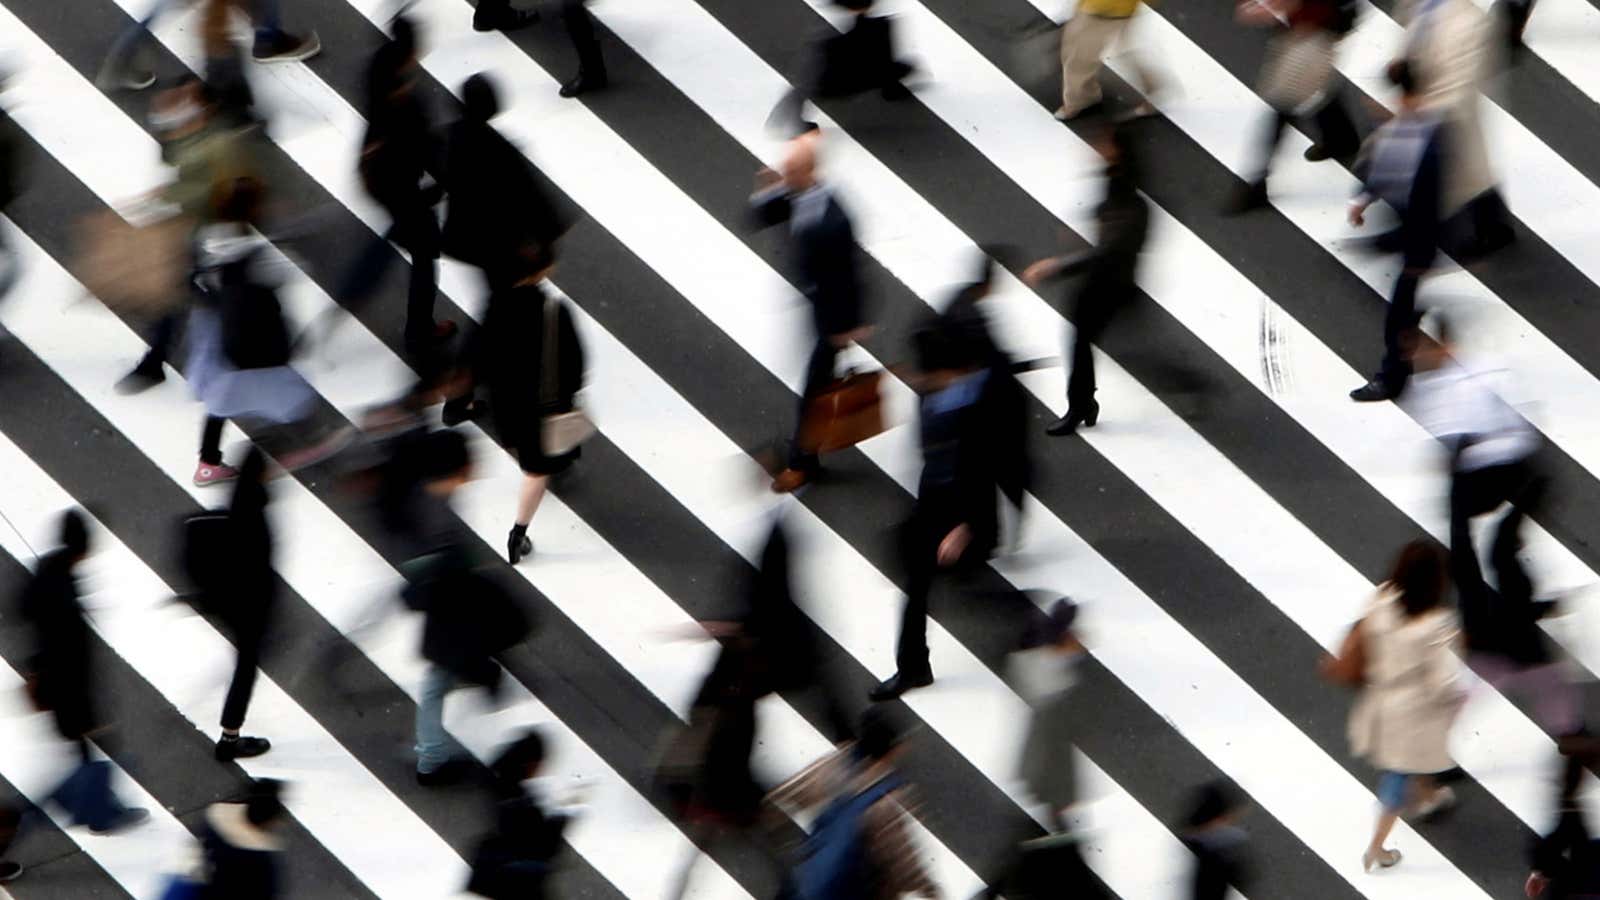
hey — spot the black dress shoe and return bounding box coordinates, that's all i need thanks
[473,7,539,31]
[1349,379,1397,403]
[215,734,272,761]
[1046,401,1098,437]
[508,525,532,565]
[868,670,933,702]
[416,758,475,787]
[114,365,166,395]
[560,70,609,98]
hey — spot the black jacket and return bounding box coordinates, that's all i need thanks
[0,107,24,212]
[813,14,908,97]
[17,550,95,741]
[468,781,570,899]
[199,803,281,900]
[750,186,864,338]
[440,118,569,274]
[418,562,531,688]
[936,288,1030,512]
[915,368,1022,552]
[474,283,585,439]
[360,56,438,209]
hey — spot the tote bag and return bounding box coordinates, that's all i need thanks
[540,295,595,456]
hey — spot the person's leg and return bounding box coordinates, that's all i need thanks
[99,0,179,87]
[394,200,443,350]
[562,0,607,81]
[515,473,548,527]
[1375,270,1421,396]
[413,664,460,774]
[199,416,227,466]
[1366,772,1405,865]
[1312,90,1362,159]
[787,337,838,475]
[1058,14,1115,116]
[892,516,938,680]
[219,629,262,734]
[1230,110,1289,212]
[247,0,320,62]
[1065,290,1115,413]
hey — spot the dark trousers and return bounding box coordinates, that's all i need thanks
[220,617,267,731]
[1066,287,1122,410]
[201,416,227,466]
[134,308,183,373]
[894,506,988,677]
[1250,93,1361,185]
[1449,458,1544,636]
[476,0,604,73]
[789,337,837,472]
[1376,268,1424,395]
[340,191,440,349]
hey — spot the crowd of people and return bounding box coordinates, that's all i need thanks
[0,0,1592,896]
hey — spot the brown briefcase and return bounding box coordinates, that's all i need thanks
[798,370,886,454]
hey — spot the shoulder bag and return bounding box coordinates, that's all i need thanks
[540,294,595,456]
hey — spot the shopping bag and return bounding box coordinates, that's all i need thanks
[798,370,885,454]
[72,211,190,318]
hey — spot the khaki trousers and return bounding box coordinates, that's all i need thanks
[1059,13,1154,116]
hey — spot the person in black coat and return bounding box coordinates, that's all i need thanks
[199,778,287,900]
[0,65,24,309]
[1347,62,1444,403]
[870,319,1016,701]
[346,16,452,355]
[467,730,576,899]
[750,131,870,492]
[769,0,915,136]
[471,0,608,98]
[1184,781,1252,900]
[19,512,100,761]
[1023,123,1149,437]
[1526,741,1600,899]
[212,447,275,762]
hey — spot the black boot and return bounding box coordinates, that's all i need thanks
[1046,400,1099,436]
[508,524,532,565]
[215,733,272,761]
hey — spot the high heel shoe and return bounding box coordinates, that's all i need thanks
[507,525,532,565]
[1361,847,1401,873]
[1046,401,1099,437]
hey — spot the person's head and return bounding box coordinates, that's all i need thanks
[462,72,501,123]
[213,176,266,226]
[244,778,287,830]
[1021,597,1080,652]
[390,13,421,63]
[490,729,548,784]
[1389,539,1449,617]
[912,319,979,391]
[59,509,91,561]
[1388,60,1423,113]
[856,707,906,764]
[780,132,820,193]
[1185,780,1246,831]
[419,429,474,492]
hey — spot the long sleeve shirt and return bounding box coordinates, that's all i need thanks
[1406,358,1539,472]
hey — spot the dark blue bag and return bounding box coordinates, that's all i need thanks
[792,774,903,900]
[49,760,122,832]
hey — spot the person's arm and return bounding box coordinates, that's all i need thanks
[1021,250,1095,288]
[749,171,793,228]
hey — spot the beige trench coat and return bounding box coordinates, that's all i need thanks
[1398,0,1497,212]
[1348,585,1465,774]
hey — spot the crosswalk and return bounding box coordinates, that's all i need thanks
[1,0,1599,896]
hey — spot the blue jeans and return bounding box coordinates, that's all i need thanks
[413,665,466,773]
[105,0,287,73]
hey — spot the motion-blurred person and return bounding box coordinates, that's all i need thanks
[1395,0,1514,259]
[1229,0,1362,213]
[116,76,252,398]
[206,447,276,762]
[1054,0,1158,121]
[16,511,149,834]
[185,176,345,483]
[472,0,608,98]
[750,130,870,493]
[1023,124,1149,436]
[0,63,21,315]
[197,778,288,900]
[1495,0,1536,61]
[1347,63,1443,403]
[98,0,319,93]
[347,16,454,357]
[0,803,21,882]
[768,708,939,900]
[870,319,1015,701]
[1184,782,1253,900]
[1335,539,1464,872]
[467,730,583,899]
[1525,739,1600,898]
[1404,317,1578,737]
[769,0,914,136]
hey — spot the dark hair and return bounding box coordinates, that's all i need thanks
[60,509,90,557]
[390,14,418,58]
[856,707,901,761]
[1390,539,1448,617]
[1185,780,1244,829]
[463,73,500,123]
[1388,60,1418,97]
[245,778,286,827]
[490,729,547,784]
[1102,123,1141,193]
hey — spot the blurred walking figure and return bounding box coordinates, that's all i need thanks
[185,176,344,483]
[1054,0,1159,121]
[1394,0,1514,260]
[1229,0,1362,213]
[0,805,20,883]
[196,778,289,900]
[1347,63,1443,403]
[15,511,149,834]
[471,0,608,97]
[97,0,319,93]
[0,60,23,308]
[1404,317,1578,737]
[467,730,582,899]
[870,319,1016,701]
[1023,125,1149,436]
[1525,740,1600,898]
[203,447,276,762]
[769,0,915,136]
[751,130,870,493]
[1184,782,1253,900]
[769,708,940,900]
[345,15,455,358]
[1325,539,1463,873]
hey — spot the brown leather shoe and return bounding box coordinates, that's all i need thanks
[771,468,810,494]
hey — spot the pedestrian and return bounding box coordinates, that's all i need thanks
[97,0,319,93]
[471,0,608,98]
[1023,123,1149,436]
[869,319,1015,701]
[1229,0,1362,213]
[1332,539,1464,873]
[1183,782,1253,900]
[197,778,288,900]
[1054,0,1158,121]
[467,730,583,899]
[0,804,22,883]
[15,510,149,834]
[184,176,345,483]
[750,130,871,493]
[768,0,915,136]
[115,76,252,398]
[1346,62,1444,403]
[1525,739,1600,899]
[768,707,940,900]
[208,447,276,762]
[450,240,585,566]
[0,60,23,314]
[1403,317,1578,737]
[347,15,454,356]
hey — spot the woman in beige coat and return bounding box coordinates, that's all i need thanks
[1344,540,1465,873]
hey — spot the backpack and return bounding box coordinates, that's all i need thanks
[215,249,291,371]
[181,510,231,602]
[792,774,903,900]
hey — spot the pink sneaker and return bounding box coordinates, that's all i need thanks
[194,461,240,487]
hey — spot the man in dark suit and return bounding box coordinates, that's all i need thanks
[472,0,608,98]
[769,0,914,136]
[1347,61,1444,403]
[750,130,870,493]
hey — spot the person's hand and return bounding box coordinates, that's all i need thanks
[1526,871,1550,897]
[1022,258,1057,289]
[937,524,972,567]
[1347,200,1369,227]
